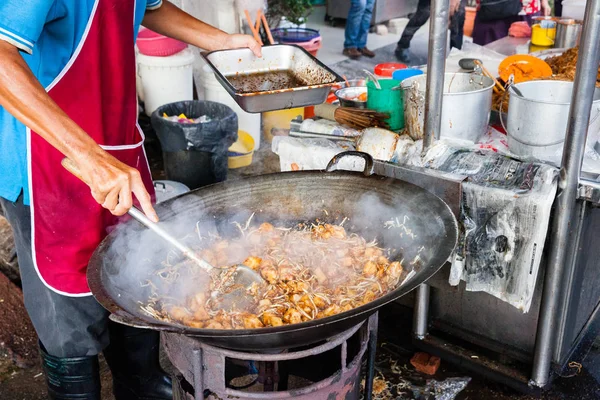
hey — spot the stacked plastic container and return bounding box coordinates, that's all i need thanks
[136,28,194,117]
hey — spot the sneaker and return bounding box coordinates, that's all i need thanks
[359,47,376,58]
[343,47,362,59]
[395,47,411,63]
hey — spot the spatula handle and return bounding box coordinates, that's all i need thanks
[60,158,213,272]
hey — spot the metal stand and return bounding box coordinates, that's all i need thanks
[165,313,379,400]
[410,0,600,390]
[531,0,600,387]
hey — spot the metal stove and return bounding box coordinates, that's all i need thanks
[163,314,378,400]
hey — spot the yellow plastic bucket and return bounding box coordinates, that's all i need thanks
[228,130,255,169]
[531,23,556,47]
[262,108,305,142]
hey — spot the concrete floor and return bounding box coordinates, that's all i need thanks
[306,4,460,70]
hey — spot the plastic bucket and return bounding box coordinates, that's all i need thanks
[263,108,305,142]
[137,48,195,116]
[151,101,238,190]
[284,37,322,57]
[200,65,261,150]
[367,79,404,131]
[374,63,407,81]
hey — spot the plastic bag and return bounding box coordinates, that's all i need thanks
[151,100,238,187]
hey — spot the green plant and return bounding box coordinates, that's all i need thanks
[267,0,313,28]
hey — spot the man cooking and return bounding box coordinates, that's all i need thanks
[0,0,261,398]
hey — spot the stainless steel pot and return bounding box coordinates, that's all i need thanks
[401,73,494,143]
[506,80,600,165]
[555,19,583,49]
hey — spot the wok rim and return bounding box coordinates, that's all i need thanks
[87,170,458,338]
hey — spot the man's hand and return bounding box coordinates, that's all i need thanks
[449,0,461,17]
[222,34,262,57]
[143,2,263,56]
[74,150,158,222]
[541,0,552,16]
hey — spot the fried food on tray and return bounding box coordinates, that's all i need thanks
[144,222,408,330]
[545,47,600,87]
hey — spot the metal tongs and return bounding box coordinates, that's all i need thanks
[61,158,265,306]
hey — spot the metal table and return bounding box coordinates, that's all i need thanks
[379,0,600,392]
[484,36,529,56]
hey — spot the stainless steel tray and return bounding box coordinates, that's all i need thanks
[201,44,343,113]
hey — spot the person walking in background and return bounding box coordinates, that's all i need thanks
[395,0,465,64]
[472,0,551,46]
[555,0,563,16]
[343,0,376,59]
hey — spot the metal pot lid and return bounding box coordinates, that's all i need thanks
[153,180,190,204]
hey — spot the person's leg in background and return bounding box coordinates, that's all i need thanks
[395,0,431,63]
[344,0,368,59]
[555,0,563,16]
[356,0,376,57]
[449,0,468,50]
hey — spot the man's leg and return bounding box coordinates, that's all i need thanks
[1,195,109,399]
[344,0,367,58]
[357,0,376,57]
[555,0,563,17]
[103,321,173,400]
[395,0,431,62]
[450,0,467,50]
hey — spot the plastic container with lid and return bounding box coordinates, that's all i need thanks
[392,68,424,82]
[374,63,407,80]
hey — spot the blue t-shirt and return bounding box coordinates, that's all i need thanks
[0,0,163,205]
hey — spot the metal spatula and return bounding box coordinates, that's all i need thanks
[61,158,265,306]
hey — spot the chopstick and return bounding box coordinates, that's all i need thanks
[244,10,263,46]
[259,10,275,45]
[475,60,504,93]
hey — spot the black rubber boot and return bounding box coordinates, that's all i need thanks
[103,321,173,400]
[39,343,101,399]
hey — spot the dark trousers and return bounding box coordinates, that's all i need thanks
[397,0,468,50]
[0,195,110,358]
[555,0,563,17]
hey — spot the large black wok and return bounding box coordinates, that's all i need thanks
[88,153,458,351]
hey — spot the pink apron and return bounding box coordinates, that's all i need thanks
[28,0,155,296]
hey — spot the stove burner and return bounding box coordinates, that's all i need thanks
[163,313,378,400]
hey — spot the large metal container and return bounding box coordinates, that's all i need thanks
[401,73,494,143]
[555,18,583,49]
[201,44,342,113]
[506,80,600,165]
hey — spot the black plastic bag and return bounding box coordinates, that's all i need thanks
[151,101,238,189]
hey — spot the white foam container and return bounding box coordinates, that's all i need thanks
[137,48,195,117]
[199,65,262,151]
[562,0,587,20]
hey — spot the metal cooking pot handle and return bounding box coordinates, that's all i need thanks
[326,151,375,177]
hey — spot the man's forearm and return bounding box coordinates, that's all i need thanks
[142,1,229,51]
[0,41,102,165]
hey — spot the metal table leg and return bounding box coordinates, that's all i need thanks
[531,0,600,387]
[364,313,379,400]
